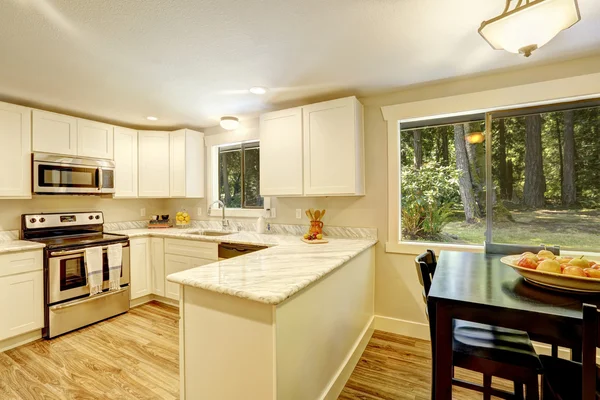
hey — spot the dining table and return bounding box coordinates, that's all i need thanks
[427,250,600,400]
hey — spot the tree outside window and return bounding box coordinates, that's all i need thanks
[218,142,264,209]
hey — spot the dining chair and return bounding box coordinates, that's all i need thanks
[540,303,599,400]
[417,250,542,399]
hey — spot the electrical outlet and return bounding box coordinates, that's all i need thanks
[140,208,146,217]
[197,208,202,217]
[270,208,277,218]
[295,209,302,219]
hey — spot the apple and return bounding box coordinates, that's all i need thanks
[555,257,573,265]
[536,259,561,274]
[538,250,556,260]
[592,264,600,270]
[584,268,600,279]
[568,257,590,269]
[521,252,539,262]
[517,256,539,270]
[563,266,586,277]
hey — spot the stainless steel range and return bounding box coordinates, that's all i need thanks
[21,212,130,338]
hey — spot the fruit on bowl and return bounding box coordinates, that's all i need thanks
[563,266,586,277]
[537,259,561,274]
[175,211,191,226]
[537,249,556,260]
[303,233,324,241]
[568,256,590,269]
[510,251,600,280]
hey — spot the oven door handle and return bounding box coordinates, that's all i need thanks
[50,287,129,311]
[49,243,129,257]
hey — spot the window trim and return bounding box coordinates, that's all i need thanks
[382,71,600,255]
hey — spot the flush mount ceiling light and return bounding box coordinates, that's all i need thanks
[479,0,581,57]
[146,116,158,121]
[249,86,267,95]
[220,116,240,130]
[466,131,486,144]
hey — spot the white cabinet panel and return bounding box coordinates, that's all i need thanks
[170,129,205,198]
[32,109,77,156]
[259,107,303,196]
[165,255,213,300]
[303,97,364,196]
[77,118,114,159]
[138,131,170,198]
[130,238,151,300]
[0,102,31,198]
[113,127,138,198]
[150,238,165,297]
[0,270,43,340]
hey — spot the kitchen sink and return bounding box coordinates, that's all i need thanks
[193,230,236,237]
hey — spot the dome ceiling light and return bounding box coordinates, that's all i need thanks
[479,0,581,57]
[220,116,240,130]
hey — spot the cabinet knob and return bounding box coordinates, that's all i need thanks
[29,218,37,223]
[89,215,94,220]
[39,218,46,223]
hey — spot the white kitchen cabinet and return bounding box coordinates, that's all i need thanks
[164,254,214,300]
[0,102,31,198]
[32,109,78,156]
[0,250,44,341]
[303,96,365,196]
[113,127,138,198]
[130,238,151,300]
[138,131,170,198]
[170,129,205,198]
[77,118,114,159]
[150,238,165,297]
[259,107,303,196]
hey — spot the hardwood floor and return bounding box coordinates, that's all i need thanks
[1,304,514,400]
[338,330,515,400]
[0,301,179,400]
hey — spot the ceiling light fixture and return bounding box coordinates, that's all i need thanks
[479,0,581,57]
[146,116,158,121]
[466,131,486,144]
[220,116,240,130]
[249,86,267,95]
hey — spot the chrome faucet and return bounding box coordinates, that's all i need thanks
[208,200,229,230]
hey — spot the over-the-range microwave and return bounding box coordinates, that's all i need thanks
[33,153,115,195]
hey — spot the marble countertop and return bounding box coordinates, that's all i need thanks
[108,228,377,305]
[0,240,45,254]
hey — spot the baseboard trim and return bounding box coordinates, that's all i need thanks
[131,294,180,308]
[0,329,42,353]
[322,316,375,400]
[374,315,430,340]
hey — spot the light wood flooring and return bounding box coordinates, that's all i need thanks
[1,302,513,399]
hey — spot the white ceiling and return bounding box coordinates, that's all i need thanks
[1,0,599,129]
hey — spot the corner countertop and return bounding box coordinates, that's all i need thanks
[108,228,377,305]
[0,240,45,254]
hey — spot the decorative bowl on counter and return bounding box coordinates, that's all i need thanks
[175,209,192,229]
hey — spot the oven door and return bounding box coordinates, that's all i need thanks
[47,244,130,304]
[34,161,101,194]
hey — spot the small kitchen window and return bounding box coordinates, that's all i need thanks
[218,141,264,209]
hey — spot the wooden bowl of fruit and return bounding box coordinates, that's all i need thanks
[501,250,600,293]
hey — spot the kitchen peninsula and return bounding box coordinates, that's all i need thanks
[162,231,376,400]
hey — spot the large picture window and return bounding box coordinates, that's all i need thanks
[218,141,263,209]
[399,101,600,252]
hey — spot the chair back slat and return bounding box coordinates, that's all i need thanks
[484,242,560,256]
[582,303,599,400]
[415,249,437,300]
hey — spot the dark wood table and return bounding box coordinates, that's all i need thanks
[427,251,600,400]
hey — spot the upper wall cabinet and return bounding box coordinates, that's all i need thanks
[77,118,114,159]
[259,96,365,197]
[113,127,138,198]
[32,110,114,160]
[32,110,77,156]
[260,107,303,196]
[138,131,170,198]
[0,101,32,198]
[303,97,364,196]
[170,129,205,198]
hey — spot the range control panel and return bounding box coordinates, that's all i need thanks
[23,212,104,229]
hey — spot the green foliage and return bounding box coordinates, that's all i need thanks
[401,162,460,240]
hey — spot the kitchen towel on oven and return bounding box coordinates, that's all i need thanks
[107,244,122,291]
[84,246,103,296]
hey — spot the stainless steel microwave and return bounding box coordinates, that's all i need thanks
[33,153,115,195]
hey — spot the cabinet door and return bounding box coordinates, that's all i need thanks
[0,102,31,198]
[170,130,187,197]
[138,131,170,197]
[0,271,43,340]
[164,254,190,300]
[77,118,114,159]
[150,238,165,296]
[113,127,138,198]
[184,129,205,198]
[130,238,151,300]
[32,109,77,155]
[260,108,303,196]
[303,97,364,195]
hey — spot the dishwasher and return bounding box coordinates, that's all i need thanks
[218,243,268,260]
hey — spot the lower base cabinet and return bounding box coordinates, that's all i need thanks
[165,254,214,300]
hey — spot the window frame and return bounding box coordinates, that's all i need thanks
[381,71,600,256]
[217,141,263,210]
